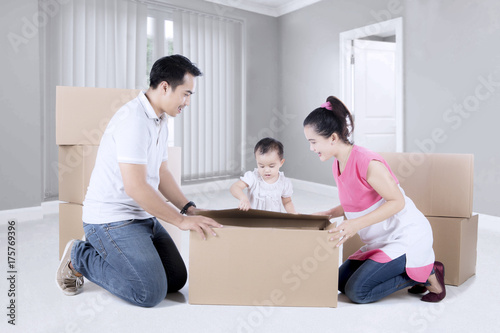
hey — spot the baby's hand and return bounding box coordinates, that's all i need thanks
[238,198,251,211]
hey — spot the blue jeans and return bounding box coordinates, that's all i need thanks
[339,254,422,304]
[71,217,187,307]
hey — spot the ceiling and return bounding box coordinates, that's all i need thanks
[204,0,322,17]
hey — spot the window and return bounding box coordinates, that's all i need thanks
[147,12,175,146]
[147,7,245,183]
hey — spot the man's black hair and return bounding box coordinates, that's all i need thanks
[149,54,202,90]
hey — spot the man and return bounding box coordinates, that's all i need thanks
[56,55,222,307]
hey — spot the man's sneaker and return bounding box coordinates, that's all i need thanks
[56,239,84,296]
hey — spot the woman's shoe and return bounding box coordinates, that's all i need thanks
[408,284,427,294]
[421,261,446,302]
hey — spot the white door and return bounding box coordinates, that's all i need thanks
[352,39,397,152]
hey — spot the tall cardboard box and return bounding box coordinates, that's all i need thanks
[57,86,184,257]
[58,146,182,205]
[189,209,339,307]
[58,146,184,258]
[56,86,141,145]
[379,152,474,218]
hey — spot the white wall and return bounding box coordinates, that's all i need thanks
[0,0,42,210]
[279,0,500,216]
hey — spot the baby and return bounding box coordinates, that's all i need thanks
[230,137,297,213]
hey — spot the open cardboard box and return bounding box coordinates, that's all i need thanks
[189,209,339,307]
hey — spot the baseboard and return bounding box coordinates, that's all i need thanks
[42,200,61,215]
[0,205,42,224]
[289,178,338,197]
[0,200,62,224]
[181,178,238,195]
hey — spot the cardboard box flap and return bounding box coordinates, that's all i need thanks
[379,152,474,218]
[197,208,330,229]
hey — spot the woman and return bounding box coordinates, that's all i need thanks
[303,96,446,304]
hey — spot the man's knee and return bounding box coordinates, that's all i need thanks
[167,267,187,293]
[130,274,168,307]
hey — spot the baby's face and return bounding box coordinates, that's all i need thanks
[255,150,284,184]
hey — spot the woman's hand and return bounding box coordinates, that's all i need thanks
[328,219,359,247]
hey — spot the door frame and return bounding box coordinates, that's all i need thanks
[339,17,404,152]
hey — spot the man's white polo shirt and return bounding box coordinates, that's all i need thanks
[83,91,169,224]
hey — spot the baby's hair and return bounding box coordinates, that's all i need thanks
[303,96,354,144]
[254,137,284,160]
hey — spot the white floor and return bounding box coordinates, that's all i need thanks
[1,183,500,333]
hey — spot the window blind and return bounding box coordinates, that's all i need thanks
[172,9,244,182]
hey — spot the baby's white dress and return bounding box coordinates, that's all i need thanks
[240,169,293,213]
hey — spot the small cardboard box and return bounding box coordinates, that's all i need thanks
[58,145,99,204]
[342,215,479,286]
[427,215,478,286]
[189,209,338,307]
[59,203,84,258]
[59,203,185,259]
[379,152,474,218]
[58,146,182,205]
[56,86,140,145]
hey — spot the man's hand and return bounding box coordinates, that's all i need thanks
[178,215,223,240]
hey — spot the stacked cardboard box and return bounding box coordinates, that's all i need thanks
[56,86,182,258]
[342,152,477,286]
[189,209,339,307]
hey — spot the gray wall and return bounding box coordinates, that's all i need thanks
[278,0,395,189]
[0,0,42,210]
[2,0,499,216]
[279,0,500,216]
[404,0,500,215]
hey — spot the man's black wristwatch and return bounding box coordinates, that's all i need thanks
[180,201,196,215]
